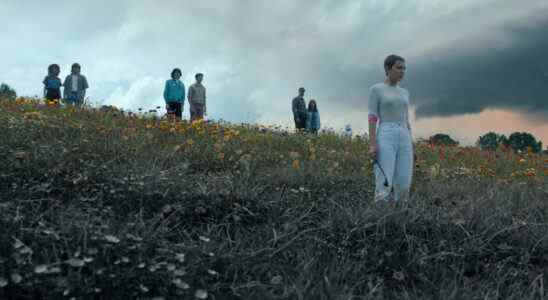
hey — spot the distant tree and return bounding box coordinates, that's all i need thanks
[476,132,509,151]
[506,132,542,153]
[429,133,459,146]
[0,83,17,100]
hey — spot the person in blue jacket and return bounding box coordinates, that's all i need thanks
[43,64,62,101]
[163,68,185,119]
[305,99,321,135]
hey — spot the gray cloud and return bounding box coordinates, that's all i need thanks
[1,0,547,131]
[406,13,548,120]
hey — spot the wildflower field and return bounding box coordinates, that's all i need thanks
[0,98,547,299]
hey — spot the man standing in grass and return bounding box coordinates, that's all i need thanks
[187,73,207,121]
[292,87,307,132]
[63,63,89,107]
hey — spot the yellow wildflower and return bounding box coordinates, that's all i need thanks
[23,112,42,120]
[289,151,300,159]
[524,168,536,177]
[430,163,440,177]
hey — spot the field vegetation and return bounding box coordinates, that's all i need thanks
[0,98,547,299]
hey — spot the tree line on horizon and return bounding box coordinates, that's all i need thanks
[428,132,544,154]
[1,82,545,154]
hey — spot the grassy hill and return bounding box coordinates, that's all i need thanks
[0,98,547,299]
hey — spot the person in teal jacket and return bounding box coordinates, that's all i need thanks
[163,68,185,119]
[43,64,62,101]
[305,99,321,135]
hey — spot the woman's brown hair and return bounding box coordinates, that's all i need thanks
[308,99,318,112]
[384,54,405,76]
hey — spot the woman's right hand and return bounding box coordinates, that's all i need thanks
[368,143,378,160]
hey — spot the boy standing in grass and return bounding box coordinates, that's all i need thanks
[43,64,62,102]
[63,63,89,107]
[187,73,207,121]
[164,68,185,120]
[292,87,307,132]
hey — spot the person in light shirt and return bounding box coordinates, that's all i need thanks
[63,63,89,107]
[368,54,414,203]
[187,73,207,121]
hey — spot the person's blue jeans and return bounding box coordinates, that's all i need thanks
[65,92,83,107]
[374,122,413,202]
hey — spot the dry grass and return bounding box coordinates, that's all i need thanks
[0,98,547,299]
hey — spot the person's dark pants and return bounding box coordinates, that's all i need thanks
[190,104,205,121]
[167,102,183,119]
[294,114,307,131]
[45,89,61,100]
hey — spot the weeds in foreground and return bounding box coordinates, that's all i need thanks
[0,98,546,299]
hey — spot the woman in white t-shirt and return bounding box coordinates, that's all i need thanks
[367,54,414,203]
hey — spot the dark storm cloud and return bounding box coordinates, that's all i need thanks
[1,0,547,129]
[406,15,548,120]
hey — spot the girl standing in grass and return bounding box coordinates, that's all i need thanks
[368,54,414,203]
[306,99,321,135]
[163,68,185,120]
[43,64,62,102]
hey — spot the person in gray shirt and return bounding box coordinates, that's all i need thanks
[63,63,89,107]
[368,54,414,204]
[292,87,307,131]
[187,73,207,121]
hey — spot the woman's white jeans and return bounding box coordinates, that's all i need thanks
[374,122,413,202]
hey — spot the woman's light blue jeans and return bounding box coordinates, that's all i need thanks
[374,122,413,202]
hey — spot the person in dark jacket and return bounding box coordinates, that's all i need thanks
[43,64,62,102]
[305,99,321,135]
[292,87,307,131]
[63,63,89,107]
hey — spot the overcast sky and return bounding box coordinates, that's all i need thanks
[1,0,547,145]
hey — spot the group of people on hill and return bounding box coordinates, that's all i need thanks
[42,53,413,205]
[42,64,208,121]
[163,69,207,122]
[291,87,321,134]
[43,63,89,106]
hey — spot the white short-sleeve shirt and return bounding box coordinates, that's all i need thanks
[368,82,410,125]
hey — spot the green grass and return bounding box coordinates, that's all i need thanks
[0,100,547,299]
